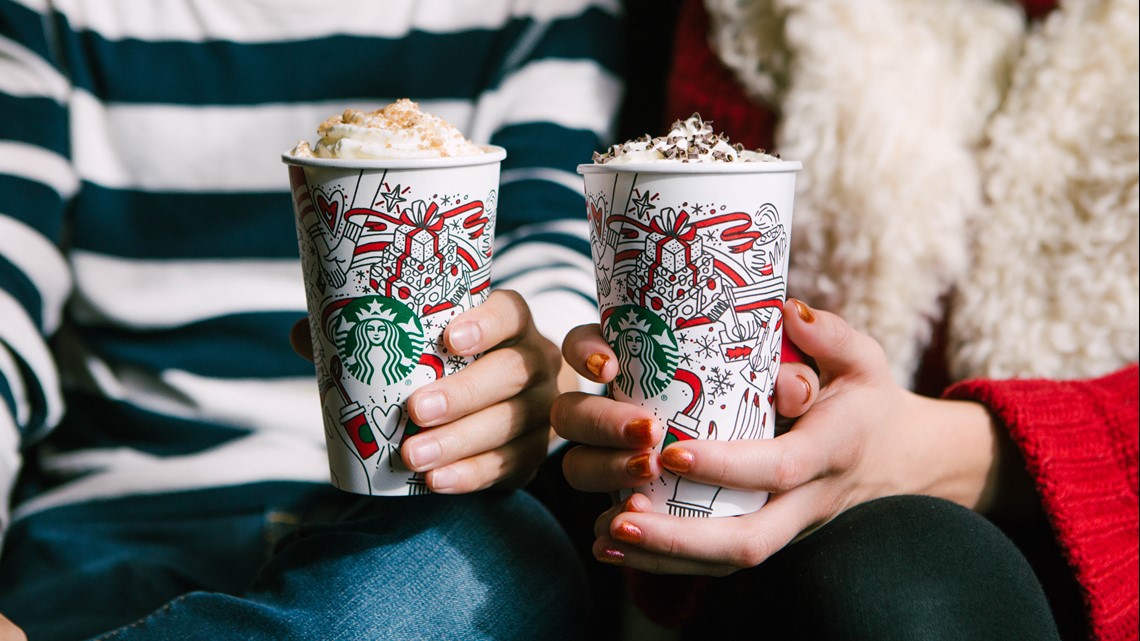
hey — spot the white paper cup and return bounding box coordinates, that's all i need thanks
[284,147,505,495]
[578,159,801,517]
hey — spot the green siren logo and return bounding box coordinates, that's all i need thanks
[331,296,425,385]
[604,305,679,399]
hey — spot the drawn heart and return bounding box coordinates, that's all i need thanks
[315,189,345,233]
[587,193,607,239]
[370,404,403,442]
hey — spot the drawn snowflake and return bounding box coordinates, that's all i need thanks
[430,333,447,352]
[707,367,735,397]
[678,352,694,367]
[693,334,718,359]
[446,355,467,375]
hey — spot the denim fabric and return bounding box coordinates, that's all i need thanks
[0,481,589,641]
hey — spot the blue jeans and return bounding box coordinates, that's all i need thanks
[0,481,589,640]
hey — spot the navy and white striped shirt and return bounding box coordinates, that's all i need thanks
[0,0,621,530]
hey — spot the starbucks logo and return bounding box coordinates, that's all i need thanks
[329,296,425,385]
[604,305,679,399]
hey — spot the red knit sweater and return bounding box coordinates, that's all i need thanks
[632,2,1140,639]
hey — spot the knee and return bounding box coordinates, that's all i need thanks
[284,490,589,641]
[769,495,1058,640]
[439,491,591,632]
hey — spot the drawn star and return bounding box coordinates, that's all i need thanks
[380,184,408,211]
[691,203,705,215]
[441,195,453,206]
[364,300,389,318]
[703,229,718,243]
[630,190,657,218]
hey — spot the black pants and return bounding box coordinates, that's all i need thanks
[680,495,1064,641]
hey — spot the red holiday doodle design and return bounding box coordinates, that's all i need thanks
[290,165,497,496]
[295,171,494,317]
[584,172,793,517]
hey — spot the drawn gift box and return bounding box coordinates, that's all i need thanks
[380,242,459,294]
[391,213,452,264]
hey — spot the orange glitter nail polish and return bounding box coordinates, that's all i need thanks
[793,299,815,323]
[626,452,654,477]
[586,353,609,377]
[661,447,694,473]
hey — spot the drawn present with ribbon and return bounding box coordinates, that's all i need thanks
[374,199,461,308]
[629,208,714,327]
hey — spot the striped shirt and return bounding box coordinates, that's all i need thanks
[0,0,622,530]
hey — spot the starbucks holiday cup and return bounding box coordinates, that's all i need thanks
[284,148,504,495]
[579,159,801,517]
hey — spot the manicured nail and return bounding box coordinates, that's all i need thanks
[623,418,654,445]
[626,452,654,477]
[597,547,625,565]
[793,299,815,323]
[586,353,609,378]
[406,439,441,469]
[796,374,813,405]
[613,522,642,545]
[414,391,446,423]
[448,322,481,352]
[429,467,457,490]
[661,447,694,473]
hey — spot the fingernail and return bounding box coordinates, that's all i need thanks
[597,547,625,565]
[429,466,457,490]
[613,521,642,545]
[586,353,609,378]
[448,322,481,352]
[626,452,654,477]
[796,374,813,405]
[623,495,641,512]
[661,447,694,473]
[406,439,441,469]
[623,418,654,445]
[793,299,815,323]
[414,391,447,423]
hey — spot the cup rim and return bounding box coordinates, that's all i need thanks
[282,145,506,169]
[577,159,802,174]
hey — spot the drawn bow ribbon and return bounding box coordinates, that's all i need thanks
[649,208,696,242]
[401,200,444,233]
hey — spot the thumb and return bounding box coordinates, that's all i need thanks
[782,299,887,380]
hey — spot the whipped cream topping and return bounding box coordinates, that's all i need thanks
[289,99,484,160]
[593,113,779,164]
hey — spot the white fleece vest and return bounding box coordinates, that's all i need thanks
[706,0,1139,386]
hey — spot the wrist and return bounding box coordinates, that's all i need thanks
[906,395,1000,511]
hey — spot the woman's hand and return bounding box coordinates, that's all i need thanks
[292,289,566,494]
[552,299,1003,576]
[0,614,26,641]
